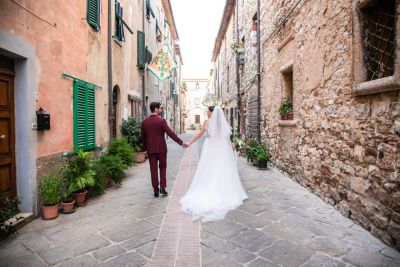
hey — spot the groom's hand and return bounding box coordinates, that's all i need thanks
[182,142,190,149]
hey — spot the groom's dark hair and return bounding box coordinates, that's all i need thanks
[150,102,161,113]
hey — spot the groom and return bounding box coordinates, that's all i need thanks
[141,102,189,197]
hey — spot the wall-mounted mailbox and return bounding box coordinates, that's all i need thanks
[36,107,50,131]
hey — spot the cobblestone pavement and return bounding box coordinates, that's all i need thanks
[1,133,400,267]
[200,159,400,267]
[0,134,191,267]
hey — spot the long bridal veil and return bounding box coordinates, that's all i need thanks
[180,107,248,222]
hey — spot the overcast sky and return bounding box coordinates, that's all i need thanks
[170,0,226,79]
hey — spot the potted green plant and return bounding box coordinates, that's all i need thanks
[98,154,127,186]
[90,157,109,193]
[1,197,20,239]
[108,137,135,167]
[278,97,293,120]
[38,173,62,220]
[256,144,270,170]
[246,139,259,165]
[121,117,145,163]
[62,150,96,206]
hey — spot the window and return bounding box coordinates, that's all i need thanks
[73,80,96,151]
[87,0,100,31]
[170,82,175,99]
[115,0,125,42]
[146,46,153,64]
[146,0,155,20]
[156,19,162,42]
[130,99,141,117]
[137,31,146,70]
[227,66,230,92]
[195,98,200,105]
[361,0,396,81]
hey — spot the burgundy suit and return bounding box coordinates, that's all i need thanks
[141,114,183,192]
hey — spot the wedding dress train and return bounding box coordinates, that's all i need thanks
[180,107,248,222]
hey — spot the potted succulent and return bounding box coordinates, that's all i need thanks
[39,173,62,220]
[256,144,270,170]
[278,97,293,120]
[62,150,96,207]
[121,117,145,163]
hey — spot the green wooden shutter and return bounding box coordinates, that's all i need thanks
[74,80,87,150]
[87,0,100,31]
[86,84,96,149]
[146,0,155,19]
[73,80,96,151]
[137,31,146,70]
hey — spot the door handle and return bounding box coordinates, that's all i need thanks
[0,135,6,140]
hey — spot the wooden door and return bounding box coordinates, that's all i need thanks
[0,71,16,203]
[195,115,200,124]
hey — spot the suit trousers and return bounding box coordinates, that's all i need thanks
[148,153,167,192]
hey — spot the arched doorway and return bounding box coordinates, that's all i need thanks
[112,86,120,138]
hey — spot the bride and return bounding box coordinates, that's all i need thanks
[180,106,248,222]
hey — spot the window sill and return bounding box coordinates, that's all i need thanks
[113,37,123,47]
[278,120,297,127]
[353,76,400,96]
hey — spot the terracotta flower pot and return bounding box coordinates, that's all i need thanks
[73,189,87,206]
[252,157,258,166]
[104,176,112,188]
[135,152,146,163]
[281,113,293,120]
[61,200,75,212]
[42,204,59,220]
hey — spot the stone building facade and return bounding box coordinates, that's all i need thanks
[213,0,400,249]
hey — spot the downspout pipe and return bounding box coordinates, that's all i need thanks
[142,0,146,117]
[256,0,261,141]
[235,0,241,135]
[108,0,113,140]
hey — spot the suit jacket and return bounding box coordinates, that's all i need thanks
[141,114,183,154]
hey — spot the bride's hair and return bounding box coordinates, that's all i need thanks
[208,106,215,112]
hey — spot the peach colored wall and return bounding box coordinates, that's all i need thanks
[0,1,109,156]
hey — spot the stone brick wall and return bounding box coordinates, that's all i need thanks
[215,0,400,250]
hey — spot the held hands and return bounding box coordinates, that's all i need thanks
[182,142,190,149]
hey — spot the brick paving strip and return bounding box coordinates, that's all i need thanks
[150,144,201,267]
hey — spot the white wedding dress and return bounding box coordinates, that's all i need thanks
[180,107,248,222]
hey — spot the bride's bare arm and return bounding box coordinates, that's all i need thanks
[189,120,208,146]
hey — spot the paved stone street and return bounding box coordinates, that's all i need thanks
[0,134,190,267]
[1,133,400,267]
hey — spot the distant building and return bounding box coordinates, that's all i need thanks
[183,78,209,129]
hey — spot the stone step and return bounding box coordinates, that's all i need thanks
[5,212,35,231]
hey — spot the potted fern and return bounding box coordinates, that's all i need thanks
[121,117,144,163]
[256,143,270,170]
[98,154,127,186]
[278,97,293,120]
[62,150,96,206]
[108,137,135,167]
[39,173,62,220]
